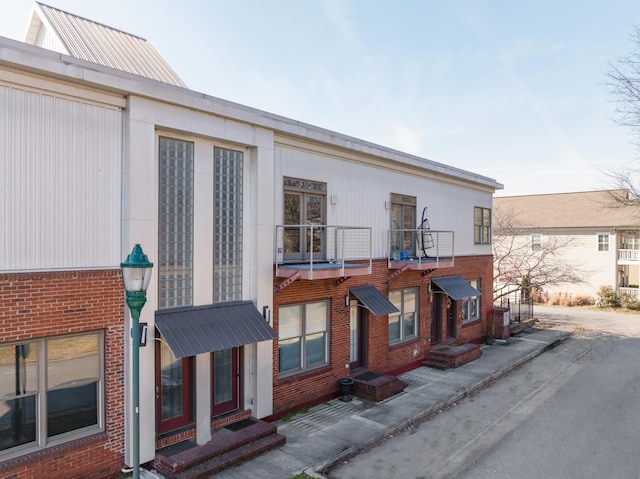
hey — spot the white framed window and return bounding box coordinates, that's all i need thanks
[531,234,542,252]
[278,301,329,376]
[388,288,418,344]
[598,233,610,252]
[474,207,491,244]
[462,279,481,323]
[0,332,104,459]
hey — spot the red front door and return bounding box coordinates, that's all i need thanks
[156,337,193,434]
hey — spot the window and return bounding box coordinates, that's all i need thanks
[390,194,416,255]
[388,288,418,344]
[278,301,329,376]
[283,177,327,261]
[531,234,542,252]
[462,279,481,323]
[598,233,610,252]
[159,137,194,309]
[214,147,243,302]
[474,207,491,244]
[0,332,103,458]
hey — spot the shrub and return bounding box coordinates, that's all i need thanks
[548,295,561,306]
[574,295,595,306]
[597,285,620,308]
[620,293,640,311]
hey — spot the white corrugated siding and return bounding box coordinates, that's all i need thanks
[274,144,493,258]
[0,82,122,271]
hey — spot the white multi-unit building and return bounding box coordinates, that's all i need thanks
[494,190,640,300]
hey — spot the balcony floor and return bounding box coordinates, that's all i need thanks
[388,257,454,270]
[276,261,371,280]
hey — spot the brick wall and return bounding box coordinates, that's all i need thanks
[0,270,126,479]
[271,255,493,417]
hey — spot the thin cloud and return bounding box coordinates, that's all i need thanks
[319,0,360,51]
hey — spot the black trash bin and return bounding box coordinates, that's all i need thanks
[338,378,354,402]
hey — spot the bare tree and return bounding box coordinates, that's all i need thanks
[606,25,640,198]
[493,206,584,302]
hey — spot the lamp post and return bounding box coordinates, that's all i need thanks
[120,244,153,479]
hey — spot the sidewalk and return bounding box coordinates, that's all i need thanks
[202,324,572,479]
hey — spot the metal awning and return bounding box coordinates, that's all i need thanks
[350,285,400,316]
[155,301,277,358]
[431,276,481,300]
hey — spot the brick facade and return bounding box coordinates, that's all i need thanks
[0,270,125,479]
[271,255,493,418]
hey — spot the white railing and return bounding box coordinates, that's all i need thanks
[388,229,454,267]
[618,287,640,298]
[618,249,640,262]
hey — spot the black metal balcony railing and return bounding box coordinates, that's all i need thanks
[388,229,454,270]
[275,225,372,280]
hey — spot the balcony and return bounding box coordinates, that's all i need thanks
[618,249,640,263]
[275,225,372,281]
[618,287,640,298]
[388,229,454,271]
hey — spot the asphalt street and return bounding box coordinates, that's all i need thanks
[329,306,640,479]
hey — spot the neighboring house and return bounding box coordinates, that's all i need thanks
[494,190,640,300]
[0,3,502,478]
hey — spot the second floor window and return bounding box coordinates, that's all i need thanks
[474,207,491,245]
[531,234,542,251]
[598,233,610,252]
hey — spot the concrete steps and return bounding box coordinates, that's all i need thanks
[153,418,285,479]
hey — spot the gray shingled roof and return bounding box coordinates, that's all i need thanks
[494,190,640,229]
[25,2,186,88]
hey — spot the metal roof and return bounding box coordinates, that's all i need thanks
[155,301,277,358]
[349,285,399,316]
[26,2,186,88]
[431,276,481,300]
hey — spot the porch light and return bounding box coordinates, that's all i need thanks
[120,244,153,479]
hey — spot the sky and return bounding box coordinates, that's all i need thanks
[2,1,640,197]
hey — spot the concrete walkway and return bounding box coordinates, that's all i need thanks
[204,324,572,479]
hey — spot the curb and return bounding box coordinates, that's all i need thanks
[310,331,571,478]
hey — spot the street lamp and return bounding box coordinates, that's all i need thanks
[121,244,153,479]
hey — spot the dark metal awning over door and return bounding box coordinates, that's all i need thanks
[349,285,400,316]
[431,276,481,300]
[155,301,277,358]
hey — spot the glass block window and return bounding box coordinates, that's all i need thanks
[159,137,194,309]
[214,147,243,303]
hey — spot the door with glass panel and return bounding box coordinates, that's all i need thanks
[390,194,416,258]
[283,178,326,262]
[156,337,192,433]
[211,348,240,417]
[349,300,365,370]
